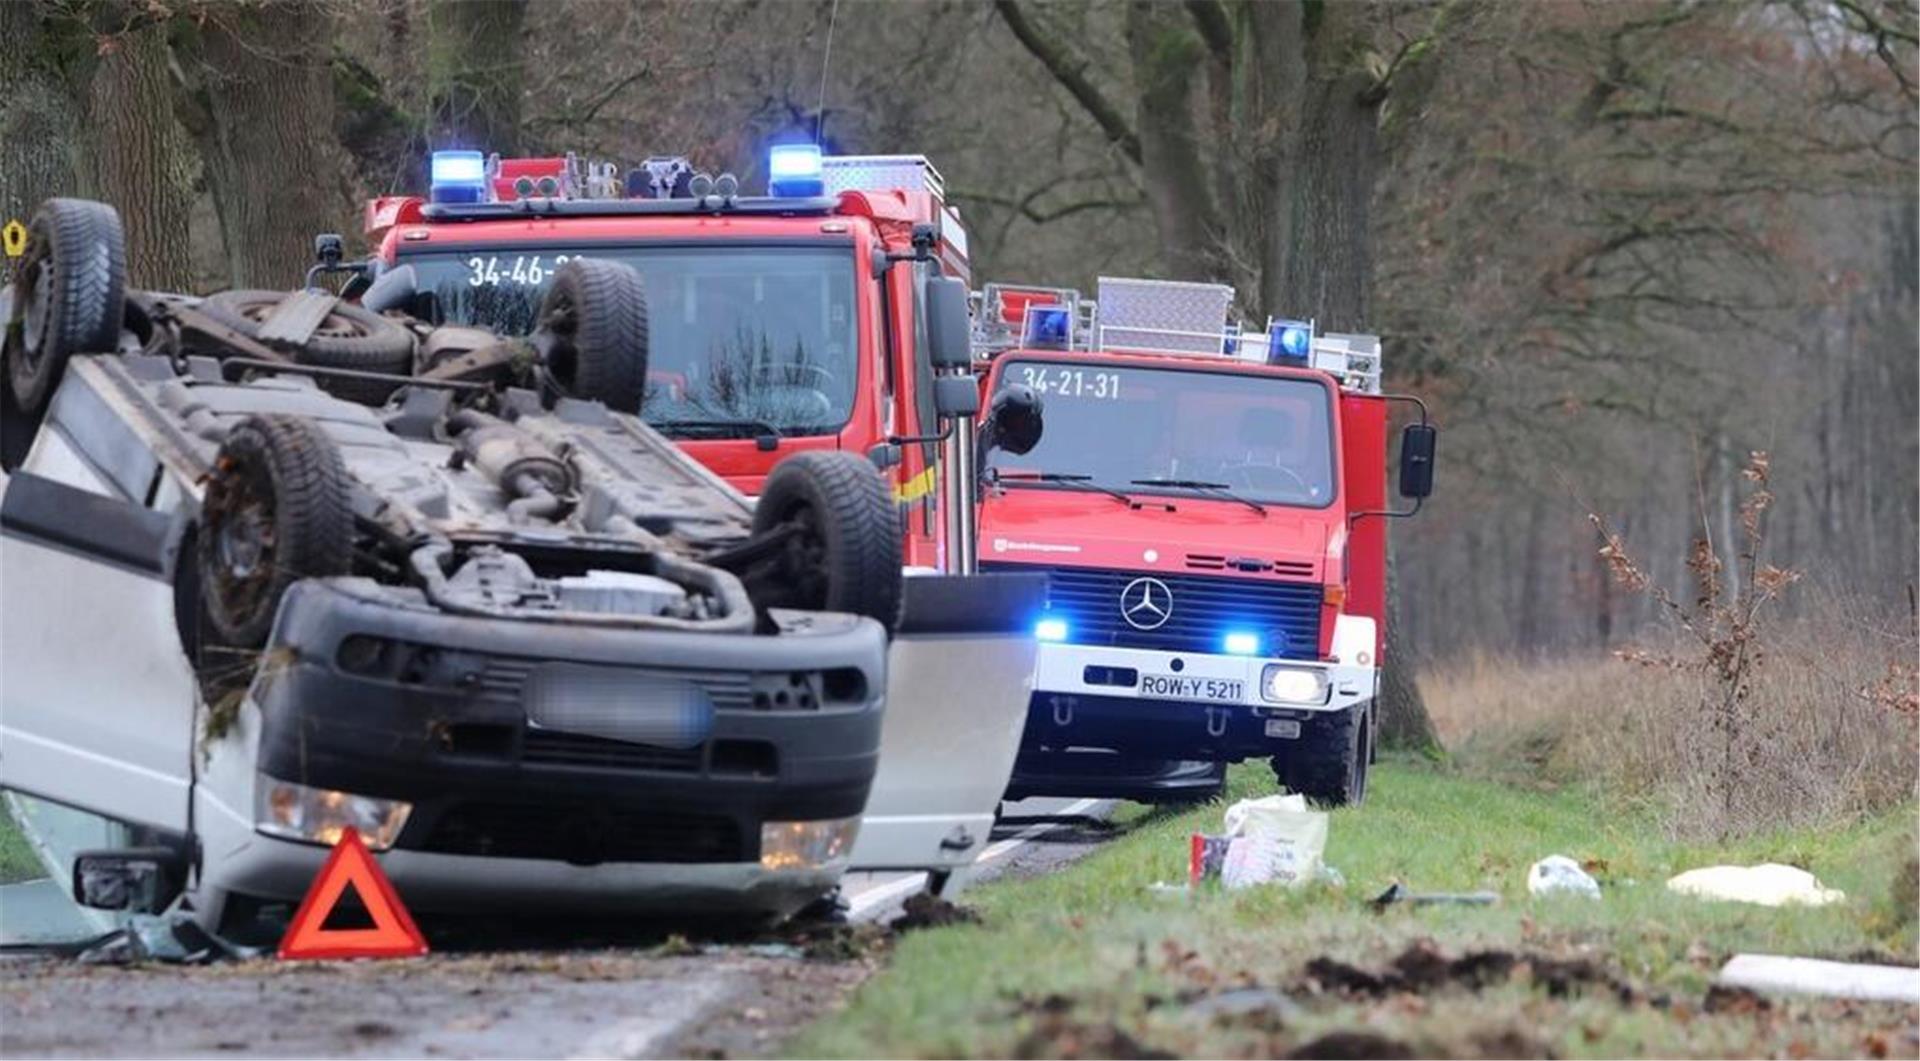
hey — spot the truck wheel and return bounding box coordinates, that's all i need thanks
[199,415,353,647]
[7,198,127,412]
[750,451,902,630]
[537,258,648,413]
[198,290,414,403]
[1272,705,1371,807]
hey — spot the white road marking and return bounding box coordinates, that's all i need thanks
[844,797,1105,921]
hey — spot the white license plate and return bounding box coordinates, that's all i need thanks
[1264,719,1302,739]
[1140,674,1244,704]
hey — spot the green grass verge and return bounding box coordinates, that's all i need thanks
[794,761,1917,1059]
[0,798,48,884]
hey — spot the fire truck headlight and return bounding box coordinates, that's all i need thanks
[1260,665,1330,705]
[1222,630,1262,656]
[768,145,825,197]
[1034,617,1069,643]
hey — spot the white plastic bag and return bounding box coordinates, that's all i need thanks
[1218,795,1326,889]
[1527,855,1601,898]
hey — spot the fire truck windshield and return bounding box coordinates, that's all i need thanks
[984,358,1337,508]
[400,245,859,435]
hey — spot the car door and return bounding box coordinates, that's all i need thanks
[0,409,197,831]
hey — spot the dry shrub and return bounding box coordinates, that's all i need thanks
[1429,603,1917,840]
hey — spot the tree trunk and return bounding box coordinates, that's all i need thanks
[0,2,79,284]
[178,3,350,289]
[1379,530,1439,751]
[1124,1,1220,281]
[1270,2,1380,331]
[427,0,528,154]
[80,16,196,290]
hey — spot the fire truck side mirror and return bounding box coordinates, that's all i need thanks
[932,375,980,419]
[982,384,1044,456]
[924,277,972,370]
[1398,422,1437,499]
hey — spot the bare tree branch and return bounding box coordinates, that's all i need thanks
[992,0,1142,165]
[1184,0,1233,59]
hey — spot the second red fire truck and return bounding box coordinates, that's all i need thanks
[970,279,1436,806]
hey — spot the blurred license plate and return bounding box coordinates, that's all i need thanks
[1140,674,1242,704]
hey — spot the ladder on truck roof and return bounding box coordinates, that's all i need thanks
[970,276,1383,395]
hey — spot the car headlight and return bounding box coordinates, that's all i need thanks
[255,774,412,851]
[760,816,861,871]
[1260,665,1330,705]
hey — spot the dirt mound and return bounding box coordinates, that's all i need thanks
[1285,1030,1417,1059]
[1301,941,1621,1000]
[892,893,981,933]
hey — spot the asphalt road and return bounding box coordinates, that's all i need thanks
[0,796,1118,1060]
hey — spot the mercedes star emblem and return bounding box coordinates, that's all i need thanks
[1120,576,1173,630]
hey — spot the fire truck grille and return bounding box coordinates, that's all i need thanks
[989,563,1323,659]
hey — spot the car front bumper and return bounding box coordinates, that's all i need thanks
[192,578,887,918]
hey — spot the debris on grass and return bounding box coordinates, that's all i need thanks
[1716,954,1920,1004]
[1368,882,1499,910]
[1179,985,1302,1028]
[1665,863,1845,906]
[890,893,979,934]
[1527,854,1601,898]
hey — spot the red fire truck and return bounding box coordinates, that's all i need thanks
[337,146,1029,891]
[356,148,974,569]
[969,278,1437,806]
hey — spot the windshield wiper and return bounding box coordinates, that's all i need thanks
[990,470,1136,506]
[653,418,784,441]
[1129,477,1267,516]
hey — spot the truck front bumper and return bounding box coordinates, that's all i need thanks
[1020,642,1377,762]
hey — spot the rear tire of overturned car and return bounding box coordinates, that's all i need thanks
[750,450,903,631]
[537,258,649,414]
[1272,704,1370,807]
[199,414,354,647]
[198,290,414,403]
[7,197,127,412]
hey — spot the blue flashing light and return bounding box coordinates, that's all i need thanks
[1034,617,1070,643]
[431,151,486,184]
[1269,320,1312,363]
[430,150,488,204]
[1022,305,1072,349]
[768,144,826,198]
[1222,630,1263,656]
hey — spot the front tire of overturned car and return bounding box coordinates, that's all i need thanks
[749,450,903,631]
[1271,703,1371,808]
[199,414,354,647]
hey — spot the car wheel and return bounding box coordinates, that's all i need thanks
[537,258,649,413]
[199,415,354,647]
[7,198,127,412]
[197,290,414,403]
[749,450,902,630]
[1271,705,1370,807]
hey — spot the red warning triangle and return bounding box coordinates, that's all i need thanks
[277,828,428,960]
